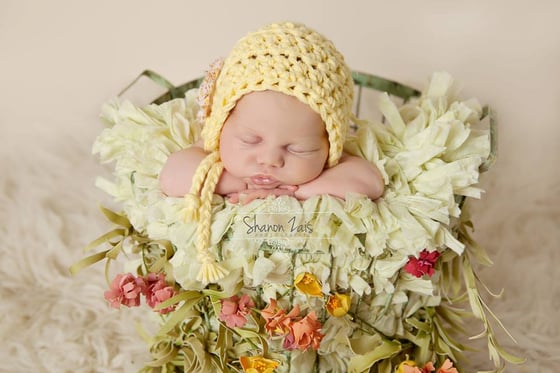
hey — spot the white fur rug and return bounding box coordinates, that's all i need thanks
[3,1,560,371]
[0,125,151,372]
[1,106,558,373]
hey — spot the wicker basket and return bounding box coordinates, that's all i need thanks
[72,69,516,373]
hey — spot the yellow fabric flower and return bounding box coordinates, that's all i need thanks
[326,293,351,317]
[397,360,420,373]
[240,356,279,373]
[294,272,323,297]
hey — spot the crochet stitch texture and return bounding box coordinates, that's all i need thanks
[189,22,355,283]
[202,22,354,168]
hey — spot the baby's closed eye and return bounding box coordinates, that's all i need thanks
[239,135,261,145]
[287,145,321,155]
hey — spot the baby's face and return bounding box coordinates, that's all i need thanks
[219,90,329,189]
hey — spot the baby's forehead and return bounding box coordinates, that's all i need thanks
[232,91,322,121]
[226,91,327,137]
[234,90,307,109]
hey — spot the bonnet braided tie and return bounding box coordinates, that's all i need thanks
[190,21,354,284]
[195,159,227,283]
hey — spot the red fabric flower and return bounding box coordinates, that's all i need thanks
[404,249,441,278]
[104,273,145,308]
[143,272,177,314]
[219,294,255,328]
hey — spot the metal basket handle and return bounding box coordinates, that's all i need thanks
[118,70,496,173]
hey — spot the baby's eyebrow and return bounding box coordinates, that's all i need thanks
[239,126,261,136]
[233,121,257,132]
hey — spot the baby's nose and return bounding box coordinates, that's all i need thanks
[257,148,284,167]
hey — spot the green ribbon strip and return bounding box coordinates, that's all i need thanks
[347,336,402,372]
[156,291,205,336]
[352,71,421,101]
[118,70,175,98]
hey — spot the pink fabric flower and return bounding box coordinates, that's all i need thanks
[104,273,145,308]
[219,294,255,328]
[436,359,458,373]
[261,299,301,336]
[283,311,323,351]
[404,249,441,278]
[143,272,177,314]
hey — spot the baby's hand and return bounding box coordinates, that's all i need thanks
[227,185,297,205]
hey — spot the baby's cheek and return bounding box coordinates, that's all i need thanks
[223,147,251,175]
[288,163,313,185]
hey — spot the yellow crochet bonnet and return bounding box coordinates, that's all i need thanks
[190,21,355,283]
[201,21,354,167]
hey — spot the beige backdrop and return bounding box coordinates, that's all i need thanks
[1,1,559,372]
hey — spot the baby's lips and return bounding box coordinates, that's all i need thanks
[250,175,279,186]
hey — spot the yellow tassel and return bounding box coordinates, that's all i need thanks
[183,193,201,221]
[196,260,229,283]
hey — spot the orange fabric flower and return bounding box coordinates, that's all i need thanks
[437,359,458,373]
[422,362,435,372]
[239,356,279,373]
[283,311,324,351]
[326,293,351,317]
[261,299,300,336]
[294,272,323,297]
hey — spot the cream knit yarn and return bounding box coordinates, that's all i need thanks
[189,22,355,283]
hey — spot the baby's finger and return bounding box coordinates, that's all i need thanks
[278,185,298,191]
[242,193,262,205]
[227,193,240,204]
[272,189,295,196]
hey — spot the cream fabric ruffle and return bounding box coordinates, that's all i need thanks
[93,72,490,371]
